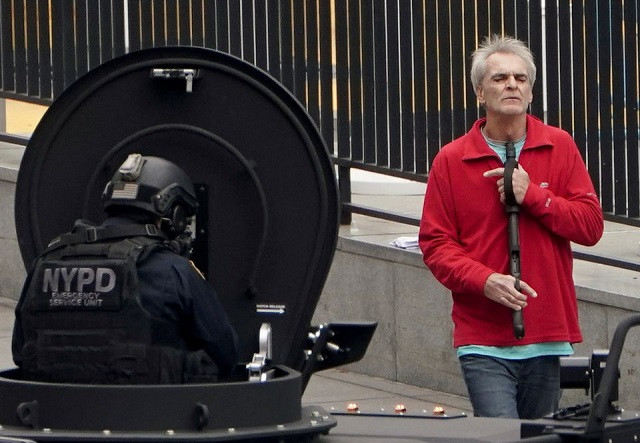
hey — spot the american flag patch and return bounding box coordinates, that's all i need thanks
[111,182,139,199]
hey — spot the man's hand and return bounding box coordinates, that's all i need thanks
[483,272,537,310]
[483,164,530,204]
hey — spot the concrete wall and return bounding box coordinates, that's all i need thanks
[312,237,640,410]
[0,176,25,301]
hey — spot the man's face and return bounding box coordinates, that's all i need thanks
[476,52,533,117]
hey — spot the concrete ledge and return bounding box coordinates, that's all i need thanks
[0,156,25,300]
[312,236,640,410]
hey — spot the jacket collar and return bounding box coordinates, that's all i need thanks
[461,114,553,161]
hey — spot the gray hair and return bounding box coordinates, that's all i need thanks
[470,35,536,93]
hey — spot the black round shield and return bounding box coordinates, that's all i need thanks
[15,46,339,367]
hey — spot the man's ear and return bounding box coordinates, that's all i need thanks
[476,86,485,105]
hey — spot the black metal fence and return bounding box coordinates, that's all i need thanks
[1,0,639,228]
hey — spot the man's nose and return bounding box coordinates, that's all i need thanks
[506,75,518,89]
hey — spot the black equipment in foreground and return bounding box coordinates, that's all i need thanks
[504,141,525,339]
[520,313,640,441]
[0,46,377,442]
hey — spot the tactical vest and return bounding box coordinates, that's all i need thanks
[19,222,218,384]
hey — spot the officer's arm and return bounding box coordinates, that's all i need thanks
[186,267,240,376]
[12,272,34,367]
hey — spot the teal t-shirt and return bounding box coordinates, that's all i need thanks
[457,342,574,359]
[483,131,526,163]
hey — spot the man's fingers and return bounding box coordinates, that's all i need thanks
[483,167,505,178]
[499,296,525,310]
[518,280,537,298]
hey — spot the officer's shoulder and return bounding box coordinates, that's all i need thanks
[146,249,205,279]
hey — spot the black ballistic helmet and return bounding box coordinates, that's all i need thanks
[102,154,199,236]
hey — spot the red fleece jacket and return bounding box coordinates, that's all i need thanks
[419,115,604,347]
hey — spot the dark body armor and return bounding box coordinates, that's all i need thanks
[18,223,216,384]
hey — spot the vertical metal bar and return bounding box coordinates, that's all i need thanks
[127,0,141,52]
[13,0,27,94]
[361,0,376,164]
[0,99,5,132]
[514,0,528,41]
[335,0,350,161]
[26,0,39,96]
[557,0,572,134]
[571,1,587,161]
[140,0,154,49]
[279,0,293,92]
[243,0,256,64]
[489,0,502,35]
[449,1,465,139]
[527,0,543,119]
[99,0,114,61]
[318,0,333,152]
[292,0,306,104]
[192,0,204,47]
[399,0,415,171]
[37,0,52,99]
[178,0,191,45]
[464,0,480,128]
[305,0,320,125]
[267,0,280,79]
[50,0,61,96]
[544,0,559,127]
[202,0,217,49]
[348,0,363,162]
[58,2,78,92]
[476,0,489,42]
[437,0,452,145]
[0,0,8,92]
[610,0,626,216]
[584,0,601,199]
[373,0,388,166]
[338,165,352,225]
[597,0,613,213]
[216,0,229,52]
[228,0,242,57]
[153,0,165,47]
[503,0,515,35]
[254,0,269,71]
[87,0,101,69]
[75,0,89,77]
[166,0,178,45]
[112,0,126,56]
[386,0,401,169]
[624,0,639,217]
[412,0,427,175]
[425,0,439,166]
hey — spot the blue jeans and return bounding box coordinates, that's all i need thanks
[459,354,561,419]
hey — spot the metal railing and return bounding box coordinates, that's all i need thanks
[1,0,639,269]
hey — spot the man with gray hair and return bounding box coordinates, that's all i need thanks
[419,35,603,418]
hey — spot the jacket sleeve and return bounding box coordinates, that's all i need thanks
[521,138,604,246]
[419,154,495,295]
[11,270,34,367]
[184,266,240,376]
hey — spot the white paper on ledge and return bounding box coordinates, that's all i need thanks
[390,236,419,249]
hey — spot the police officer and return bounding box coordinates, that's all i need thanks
[12,154,239,384]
